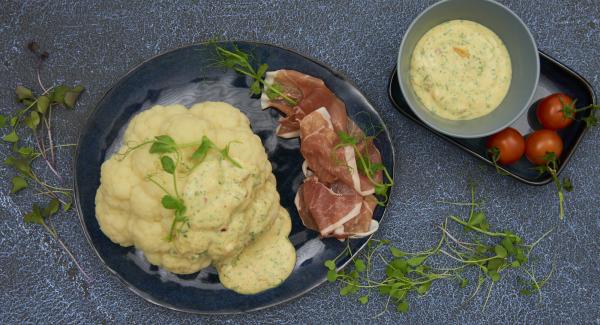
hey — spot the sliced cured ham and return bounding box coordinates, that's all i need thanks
[299,107,374,196]
[260,69,387,240]
[296,180,380,239]
[261,70,348,137]
[296,177,363,236]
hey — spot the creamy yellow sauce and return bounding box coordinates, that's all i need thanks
[217,207,295,294]
[95,102,295,294]
[409,20,512,120]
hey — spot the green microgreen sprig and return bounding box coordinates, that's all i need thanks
[1,41,88,280]
[335,131,394,205]
[532,152,572,220]
[211,43,297,105]
[325,184,553,315]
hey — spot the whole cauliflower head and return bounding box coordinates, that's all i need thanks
[95,102,292,277]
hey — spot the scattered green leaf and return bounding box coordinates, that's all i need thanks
[160,156,176,174]
[2,130,19,143]
[10,176,28,193]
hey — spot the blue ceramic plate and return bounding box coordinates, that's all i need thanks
[74,41,395,314]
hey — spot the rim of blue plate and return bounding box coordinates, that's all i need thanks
[73,40,397,314]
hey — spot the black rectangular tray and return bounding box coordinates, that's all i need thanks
[388,51,597,185]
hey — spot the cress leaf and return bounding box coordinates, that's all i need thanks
[494,245,508,258]
[63,85,85,109]
[337,131,358,146]
[390,246,405,257]
[417,281,432,295]
[340,285,353,296]
[191,136,212,160]
[396,300,409,313]
[24,111,40,130]
[489,271,501,282]
[10,116,18,127]
[160,156,176,174]
[37,95,49,114]
[0,115,6,128]
[16,86,34,102]
[354,259,366,273]
[324,259,336,271]
[468,211,486,227]
[23,205,44,225]
[17,146,35,158]
[161,195,182,210]
[43,198,60,217]
[49,85,69,105]
[2,130,19,143]
[4,156,32,177]
[326,269,337,282]
[63,200,72,211]
[10,176,28,193]
[487,258,504,272]
[501,237,515,255]
[358,295,369,304]
[256,63,268,81]
[149,135,177,154]
[265,83,284,100]
[406,255,427,267]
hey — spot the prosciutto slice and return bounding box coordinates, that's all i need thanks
[261,70,348,137]
[296,180,379,239]
[299,107,374,196]
[295,177,363,236]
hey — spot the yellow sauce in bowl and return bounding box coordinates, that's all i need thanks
[409,20,512,120]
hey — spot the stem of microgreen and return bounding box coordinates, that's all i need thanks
[146,175,171,196]
[482,281,494,312]
[173,151,181,198]
[435,200,479,207]
[487,147,510,176]
[42,221,92,282]
[45,107,56,166]
[32,143,77,159]
[525,227,555,257]
[449,215,519,241]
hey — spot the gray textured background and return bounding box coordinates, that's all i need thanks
[1,0,599,324]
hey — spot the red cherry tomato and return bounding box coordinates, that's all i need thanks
[525,130,563,165]
[486,128,525,165]
[536,93,575,130]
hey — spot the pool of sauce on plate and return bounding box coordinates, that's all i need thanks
[216,207,296,294]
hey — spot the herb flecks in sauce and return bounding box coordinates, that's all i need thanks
[410,20,512,120]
